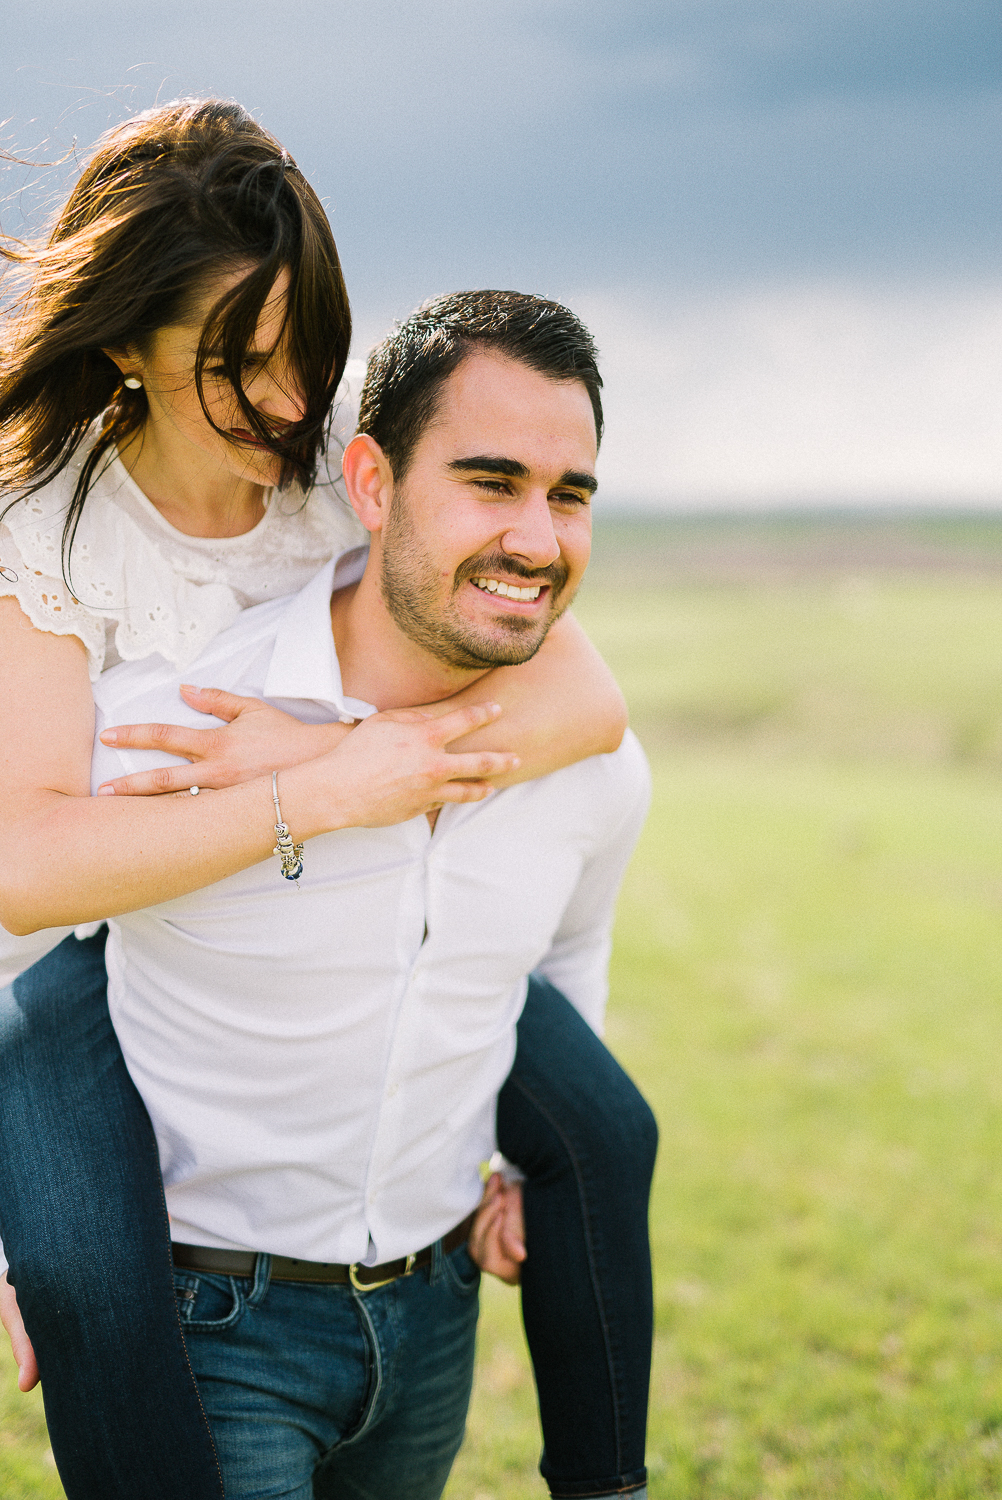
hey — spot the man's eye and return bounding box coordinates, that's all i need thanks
[474,480,510,495]
[551,491,589,507]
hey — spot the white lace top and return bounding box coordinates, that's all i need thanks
[0,441,367,681]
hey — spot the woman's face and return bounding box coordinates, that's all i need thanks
[114,266,305,489]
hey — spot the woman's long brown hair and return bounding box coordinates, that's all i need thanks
[0,98,351,587]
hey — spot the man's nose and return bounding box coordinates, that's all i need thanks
[499,491,561,570]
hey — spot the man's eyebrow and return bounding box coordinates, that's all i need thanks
[448,456,598,494]
[448,456,530,480]
[560,470,598,495]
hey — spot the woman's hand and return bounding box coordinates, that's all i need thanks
[296,702,520,832]
[0,1274,39,1392]
[467,1172,526,1285]
[0,602,520,932]
[97,685,351,796]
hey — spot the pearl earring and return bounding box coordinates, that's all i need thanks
[123,376,142,390]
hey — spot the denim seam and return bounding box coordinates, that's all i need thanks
[438,1243,480,1298]
[507,1072,627,1477]
[337,1285,386,1448]
[150,1137,226,1498]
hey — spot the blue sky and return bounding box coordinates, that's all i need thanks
[6,1,1002,506]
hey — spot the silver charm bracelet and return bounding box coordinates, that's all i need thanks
[272,771,304,884]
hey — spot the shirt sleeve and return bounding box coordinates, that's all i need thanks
[533,734,651,1035]
[0,519,109,679]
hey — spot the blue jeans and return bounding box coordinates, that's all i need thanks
[498,976,655,1498]
[174,1241,480,1499]
[0,933,656,1499]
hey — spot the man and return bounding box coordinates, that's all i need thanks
[6,290,650,1498]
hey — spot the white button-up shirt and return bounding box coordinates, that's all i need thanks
[73,551,651,1264]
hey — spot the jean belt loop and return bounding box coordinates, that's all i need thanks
[247,1251,272,1307]
[428,1237,445,1287]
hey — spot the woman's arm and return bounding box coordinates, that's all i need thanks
[418,611,627,785]
[98,611,627,798]
[0,598,516,933]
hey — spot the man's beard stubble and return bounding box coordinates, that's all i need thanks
[379,495,572,672]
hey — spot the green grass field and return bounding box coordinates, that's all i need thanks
[7,519,1002,1497]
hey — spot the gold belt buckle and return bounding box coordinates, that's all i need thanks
[349,1252,416,1292]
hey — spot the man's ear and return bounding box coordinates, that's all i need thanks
[342,435,394,534]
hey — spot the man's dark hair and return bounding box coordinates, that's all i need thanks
[357,290,603,480]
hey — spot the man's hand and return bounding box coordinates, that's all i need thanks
[1,1273,39,1392]
[97,686,352,796]
[467,1173,526,1285]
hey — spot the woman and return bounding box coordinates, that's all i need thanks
[0,99,656,1500]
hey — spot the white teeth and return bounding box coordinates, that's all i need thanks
[473,577,542,602]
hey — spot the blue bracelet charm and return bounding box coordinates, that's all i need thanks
[272,771,304,884]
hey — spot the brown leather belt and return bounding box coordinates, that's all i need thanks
[172,1212,476,1290]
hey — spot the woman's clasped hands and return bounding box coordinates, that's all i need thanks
[96,685,520,826]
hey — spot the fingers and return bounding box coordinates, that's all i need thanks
[15,1331,40,1392]
[427,702,504,747]
[100,720,215,759]
[411,752,520,808]
[178,685,264,723]
[0,1275,40,1392]
[466,1175,525,1286]
[467,1176,505,1269]
[97,764,204,797]
[98,683,260,758]
[441,750,520,781]
[500,1182,526,1263]
[432,780,494,806]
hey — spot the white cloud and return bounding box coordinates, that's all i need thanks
[573,281,1002,508]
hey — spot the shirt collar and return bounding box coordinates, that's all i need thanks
[262,546,376,723]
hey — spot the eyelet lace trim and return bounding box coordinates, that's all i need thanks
[0,446,365,680]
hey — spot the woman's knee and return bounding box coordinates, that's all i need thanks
[576,1069,659,1187]
[6,1242,100,1332]
[509,978,659,1185]
[500,1066,658,1200]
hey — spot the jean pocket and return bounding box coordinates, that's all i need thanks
[440,1243,481,1298]
[173,1269,246,1331]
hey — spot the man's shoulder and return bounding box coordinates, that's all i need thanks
[497,728,650,843]
[569,728,651,825]
[558,726,648,787]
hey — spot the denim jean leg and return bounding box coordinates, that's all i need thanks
[0,933,223,1500]
[178,1242,479,1500]
[320,1242,481,1500]
[497,975,658,1498]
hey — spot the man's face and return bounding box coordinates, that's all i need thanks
[377,350,597,671]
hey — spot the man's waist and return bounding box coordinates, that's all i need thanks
[172,1211,476,1288]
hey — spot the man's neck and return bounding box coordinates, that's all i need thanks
[330,561,489,711]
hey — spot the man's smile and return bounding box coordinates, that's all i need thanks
[470,576,545,604]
